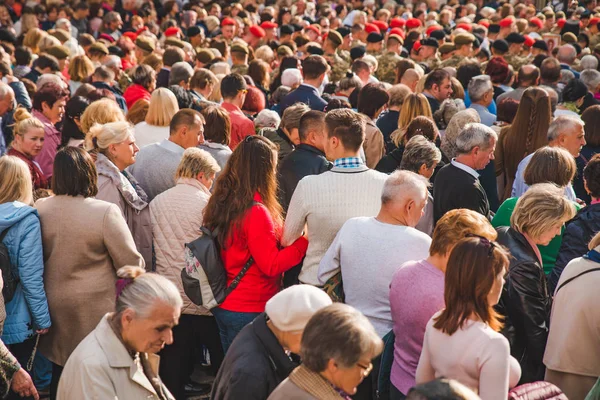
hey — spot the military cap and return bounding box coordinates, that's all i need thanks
[231,44,249,54]
[562,32,577,43]
[366,32,384,43]
[135,36,155,52]
[196,49,215,64]
[44,45,70,60]
[165,37,185,48]
[439,43,455,54]
[505,32,525,44]
[281,24,295,35]
[421,38,438,48]
[533,40,548,51]
[430,30,446,41]
[488,24,500,34]
[327,30,343,47]
[89,42,109,55]
[491,39,509,53]
[454,32,475,45]
[388,34,404,44]
[187,26,201,38]
[277,45,294,57]
[350,45,366,60]
[307,45,324,55]
[337,26,351,37]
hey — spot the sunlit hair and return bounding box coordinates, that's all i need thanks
[434,237,509,335]
[392,93,433,147]
[523,146,576,188]
[23,28,47,54]
[589,231,600,251]
[12,107,44,138]
[126,99,149,125]
[68,55,95,83]
[175,148,221,180]
[203,136,281,247]
[85,121,134,156]
[145,88,179,127]
[0,156,33,205]
[80,99,125,134]
[429,209,497,256]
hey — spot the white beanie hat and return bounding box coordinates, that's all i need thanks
[265,285,332,332]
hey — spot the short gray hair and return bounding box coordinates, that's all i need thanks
[400,136,442,173]
[281,103,310,131]
[455,123,497,155]
[301,304,383,372]
[210,62,230,76]
[254,109,281,130]
[547,115,585,141]
[467,75,492,103]
[581,55,599,71]
[580,69,600,93]
[169,61,194,86]
[557,45,577,64]
[381,169,430,205]
[0,82,14,99]
[103,55,122,70]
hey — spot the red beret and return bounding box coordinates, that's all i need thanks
[390,27,405,38]
[249,25,266,38]
[390,18,405,28]
[524,35,535,47]
[529,17,543,29]
[373,20,388,32]
[557,18,566,28]
[499,17,514,28]
[426,25,443,36]
[136,27,148,35]
[99,33,115,43]
[590,17,600,26]
[413,41,422,52]
[123,31,137,41]
[164,27,180,37]
[221,17,236,27]
[406,18,422,29]
[456,23,472,32]
[365,23,381,34]
[479,20,490,28]
[260,21,278,30]
[305,25,321,35]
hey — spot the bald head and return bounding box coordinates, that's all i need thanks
[557,45,577,65]
[401,69,423,92]
[517,64,540,87]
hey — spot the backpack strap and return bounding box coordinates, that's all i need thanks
[555,250,600,295]
[0,228,9,242]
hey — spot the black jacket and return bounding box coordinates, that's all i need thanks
[277,144,331,212]
[550,203,600,293]
[91,81,128,112]
[573,145,600,205]
[211,313,298,400]
[156,68,170,89]
[496,227,552,385]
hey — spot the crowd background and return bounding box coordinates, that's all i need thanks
[0,0,600,399]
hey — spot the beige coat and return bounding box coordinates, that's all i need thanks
[268,365,344,400]
[57,314,174,400]
[149,178,211,316]
[363,119,385,169]
[544,250,600,400]
[35,195,144,366]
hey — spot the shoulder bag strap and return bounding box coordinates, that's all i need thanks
[555,267,600,295]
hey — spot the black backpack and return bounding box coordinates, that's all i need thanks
[0,229,18,303]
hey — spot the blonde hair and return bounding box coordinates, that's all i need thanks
[511,183,577,240]
[392,93,433,146]
[589,231,600,250]
[85,121,133,153]
[430,209,497,256]
[23,28,47,54]
[208,74,225,103]
[81,99,125,134]
[145,88,179,127]
[175,148,221,180]
[68,55,95,82]
[0,156,33,205]
[20,14,40,37]
[38,35,61,53]
[12,107,44,137]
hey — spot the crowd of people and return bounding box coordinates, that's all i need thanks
[1,0,600,399]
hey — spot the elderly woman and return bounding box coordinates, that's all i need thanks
[544,232,600,399]
[123,64,156,109]
[268,304,383,400]
[389,209,497,399]
[556,79,587,118]
[56,266,182,399]
[36,147,144,397]
[31,82,69,179]
[134,88,179,148]
[86,121,152,267]
[416,237,521,398]
[80,98,126,135]
[496,183,577,384]
[261,103,310,161]
[149,148,222,398]
[212,285,332,400]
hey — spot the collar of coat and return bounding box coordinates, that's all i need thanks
[252,313,298,381]
[96,153,148,211]
[288,364,345,400]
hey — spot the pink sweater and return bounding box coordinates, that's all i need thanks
[416,312,521,399]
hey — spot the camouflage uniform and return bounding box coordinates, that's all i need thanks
[350,39,366,48]
[590,33,600,50]
[338,49,351,63]
[327,51,351,83]
[440,54,477,68]
[366,49,383,57]
[231,64,248,76]
[504,53,532,71]
[376,51,402,84]
[425,55,442,71]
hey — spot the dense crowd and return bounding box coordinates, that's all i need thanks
[1,0,600,399]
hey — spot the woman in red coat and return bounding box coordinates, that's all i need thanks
[203,135,308,353]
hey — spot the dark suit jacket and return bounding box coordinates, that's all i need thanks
[279,84,327,115]
[22,68,41,84]
[91,81,128,112]
[156,68,170,89]
[424,93,441,114]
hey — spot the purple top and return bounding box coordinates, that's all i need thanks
[389,259,445,395]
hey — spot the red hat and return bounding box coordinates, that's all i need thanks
[136,27,148,35]
[524,35,535,47]
[390,17,405,28]
[406,18,422,30]
[99,33,115,43]
[373,20,388,32]
[456,23,472,32]
[365,23,381,34]
[164,27,181,37]
[426,25,443,36]
[557,18,566,28]
[260,21,278,30]
[305,24,321,36]
[590,17,600,26]
[479,20,490,28]
[249,25,266,38]
[499,17,514,28]
[123,31,137,41]
[390,27,405,39]
[221,17,236,27]
[529,17,543,29]
[412,41,422,52]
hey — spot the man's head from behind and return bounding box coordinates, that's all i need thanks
[298,110,326,150]
[540,57,561,84]
[220,73,248,106]
[380,170,430,228]
[301,55,329,86]
[323,108,365,161]
[517,64,540,87]
[557,44,577,66]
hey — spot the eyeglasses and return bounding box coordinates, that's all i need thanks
[239,89,248,94]
[356,362,373,377]
[465,233,496,257]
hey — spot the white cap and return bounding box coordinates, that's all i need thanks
[265,285,332,332]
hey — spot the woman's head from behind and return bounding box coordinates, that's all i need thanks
[509,87,552,153]
[523,146,576,188]
[201,105,231,146]
[131,63,156,91]
[80,98,125,134]
[434,237,509,335]
[440,108,480,159]
[301,303,383,395]
[393,93,433,147]
[86,121,138,170]
[126,99,150,125]
[581,105,600,148]
[61,96,90,148]
[145,87,179,127]
[11,107,45,159]
[0,156,33,205]
[176,148,221,190]
[114,266,182,354]
[357,83,389,120]
[404,116,439,144]
[52,147,97,198]
[511,183,577,246]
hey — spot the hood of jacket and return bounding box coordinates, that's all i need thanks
[0,202,37,232]
[96,153,148,212]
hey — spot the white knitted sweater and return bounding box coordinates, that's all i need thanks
[282,165,388,285]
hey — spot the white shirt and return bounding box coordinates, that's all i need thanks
[134,122,170,149]
[512,153,577,200]
[451,159,479,179]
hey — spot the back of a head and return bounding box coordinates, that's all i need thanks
[302,55,328,80]
[580,70,600,93]
[93,65,115,82]
[131,64,155,88]
[455,122,497,155]
[582,105,600,147]
[517,64,540,86]
[524,146,576,188]
[162,47,185,67]
[281,103,310,133]
[175,147,220,181]
[81,98,125,134]
[381,169,430,206]
[168,61,194,87]
[506,87,551,153]
[440,109,480,159]
[220,73,247,100]
[146,87,179,127]
[85,120,132,152]
[169,108,202,136]
[580,55,599,71]
[402,69,421,86]
[281,68,303,87]
[52,146,98,198]
[324,108,366,152]
[584,154,600,199]
[357,83,389,118]
[407,379,481,400]
[405,116,439,143]
[400,135,442,173]
[388,84,411,108]
[557,44,577,64]
[200,105,231,145]
[467,75,492,103]
[298,110,326,143]
[0,155,33,205]
[351,59,370,75]
[562,78,588,102]
[456,64,482,91]
[190,68,217,91]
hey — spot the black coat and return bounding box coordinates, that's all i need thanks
[156,68,170,89]
[550,203,600,293]
[277,144,331,212]
[210,313,298,400]
[496,227,552,385]
[91,81,128,112]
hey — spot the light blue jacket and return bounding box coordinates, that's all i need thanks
[0,202,50,345]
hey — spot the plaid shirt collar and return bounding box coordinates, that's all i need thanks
[333,157,364,169]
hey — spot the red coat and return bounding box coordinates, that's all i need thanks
[7,148,48,190]
[123,83,151,109]
[220,194,308,313]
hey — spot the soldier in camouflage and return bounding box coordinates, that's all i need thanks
[375,34,404,84]
[440,32,477,68]
[504,32,531,71]
[323,30,350,83]
[230,44,249,76]
[366,32,384,57]
[419,38,441,71]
